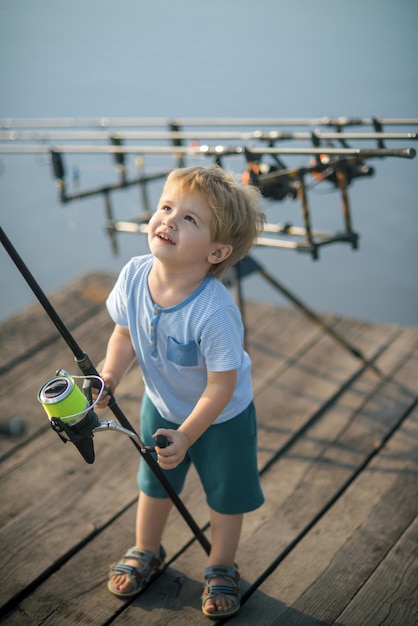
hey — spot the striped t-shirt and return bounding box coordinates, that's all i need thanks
[106,254,253,425]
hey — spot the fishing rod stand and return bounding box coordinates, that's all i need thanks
[232,255,383,377]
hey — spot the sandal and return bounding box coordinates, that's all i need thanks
[201,564,240,618]
[107,545,166,598]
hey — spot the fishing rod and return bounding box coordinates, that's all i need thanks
[1,130,416,141]
[2,116,418,128]
[253,152,397,187]
[0,144,415,158]
[0,226,211,555]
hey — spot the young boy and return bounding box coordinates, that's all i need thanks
[96,164,265,618]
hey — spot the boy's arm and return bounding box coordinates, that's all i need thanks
[155,369,237,469]
[96,324,136,406]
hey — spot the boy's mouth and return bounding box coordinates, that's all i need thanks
[157,232,175,244]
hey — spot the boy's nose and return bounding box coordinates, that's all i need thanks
[162,214,176,229]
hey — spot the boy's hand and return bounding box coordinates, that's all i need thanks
[92,373,115,408]
[153,428,190,470]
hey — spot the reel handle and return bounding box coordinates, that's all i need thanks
[145,434,170,453]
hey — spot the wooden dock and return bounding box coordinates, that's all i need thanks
[1,272,417,625]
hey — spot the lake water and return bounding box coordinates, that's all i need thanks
[1,0,417,327]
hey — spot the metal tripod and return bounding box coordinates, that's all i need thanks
[233,256,382,377]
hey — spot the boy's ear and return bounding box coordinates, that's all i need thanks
[208,244,233,266]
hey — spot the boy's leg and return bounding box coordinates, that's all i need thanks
[209,509,243,567]
[109,491,172,594]
[136,492,173,553]
[203,508,243,615]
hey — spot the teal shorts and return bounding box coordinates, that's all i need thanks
[137,394,264,515]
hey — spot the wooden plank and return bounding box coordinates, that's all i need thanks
[0,466,209,624]
[0,272,116,374]
[336,515,418,625]
[0,427,139,614]
[227,369,418,624]
[254,316,403,470]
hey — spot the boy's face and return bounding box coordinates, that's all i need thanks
[148,181,218,271]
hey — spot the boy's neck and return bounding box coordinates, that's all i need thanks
[148,258,210,308]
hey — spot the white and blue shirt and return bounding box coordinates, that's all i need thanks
[106,255,253,425]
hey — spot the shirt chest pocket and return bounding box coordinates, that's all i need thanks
[167,336,198,367]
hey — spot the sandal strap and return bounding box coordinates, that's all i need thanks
[110,562,141,578]
[108,545,166,584]
[123,545,166,570]
[203,564,240,585]
[205,584,240,598]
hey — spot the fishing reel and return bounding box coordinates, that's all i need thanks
[38,370,168,464]
[243,148,298,200]
[309,153,375,187]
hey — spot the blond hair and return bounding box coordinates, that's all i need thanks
[164,165,265,278]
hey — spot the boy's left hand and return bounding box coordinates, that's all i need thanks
[152,428,190,470]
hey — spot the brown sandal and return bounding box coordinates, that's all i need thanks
[201,564,240,618]
[107,545,166,598]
